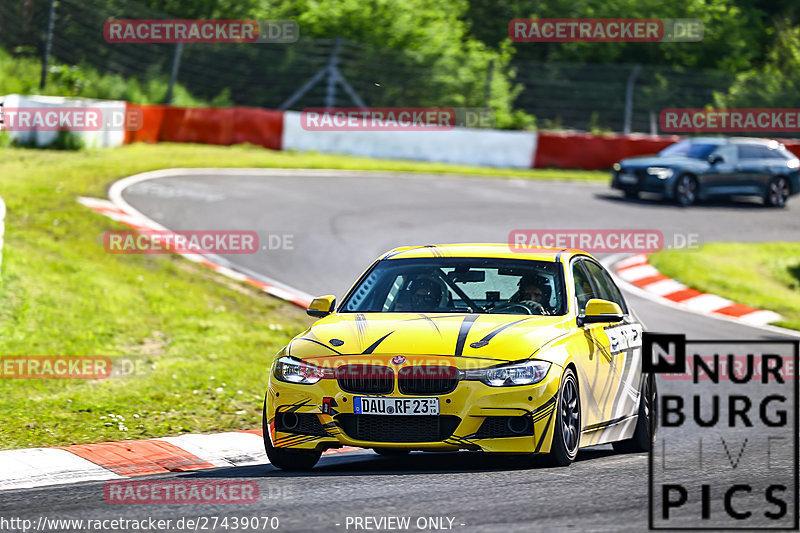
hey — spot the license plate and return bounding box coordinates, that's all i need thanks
[618,172,638,184]
[353,396,439,415]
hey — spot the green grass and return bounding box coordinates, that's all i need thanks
[649,243,800,330]
[0,48,211,106]
[0,143,603,450]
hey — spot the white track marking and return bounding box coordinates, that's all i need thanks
[157,432,268,468]
[0,448,120,491]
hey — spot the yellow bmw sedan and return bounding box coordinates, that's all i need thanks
[262,244,656,469]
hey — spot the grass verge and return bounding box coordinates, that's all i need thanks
[0,143,602,450]
[648,243,800,331]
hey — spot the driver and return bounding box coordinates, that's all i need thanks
[511,274,548,308]
[396,276,445,312]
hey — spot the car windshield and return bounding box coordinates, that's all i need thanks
[659,140,719,159]
[340,257,567,315]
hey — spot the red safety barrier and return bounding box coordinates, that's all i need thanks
[533,131,681,170]
[232,107,284,149]
[124,104,165,144]
[124,104,283,150]
[782,139,800,158]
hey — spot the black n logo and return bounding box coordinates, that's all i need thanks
[642,333,686,373]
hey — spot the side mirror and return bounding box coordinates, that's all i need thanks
[579,298,623,325]
[307,295,336,318]
[708,154,724,165]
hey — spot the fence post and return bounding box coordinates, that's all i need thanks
[39,0,57,90]
[484,59,494,106]
[623,64,641,134]
[279,37,365,110]
[166,42,184,104]
[324,37,341,108]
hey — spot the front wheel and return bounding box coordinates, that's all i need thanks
[262,401,321,470]
[542,367,581,466]
[674,174,698,207]
[613,374,658,453]
[764,176,790,207]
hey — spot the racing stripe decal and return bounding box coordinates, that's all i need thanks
[412,314,442,335]
[531,395,557,421]
[534,409,555,453]
[295,337,343,355]
[469,318,534,349]
[454,314,480,356]
[361,331,394,354]
[354,313,368,345]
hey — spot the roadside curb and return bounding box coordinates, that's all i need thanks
[0,429,360,491]
[613,254,782,326]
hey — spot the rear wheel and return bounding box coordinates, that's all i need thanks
[613,374,658,453]
[542,367,581,466]
[675,174,698,207]
[765,176,790,207]
[262,401,321,470]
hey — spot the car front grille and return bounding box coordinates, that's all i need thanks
[335,414,461,442]
[336,364,394,394]
[398,365,458,395]
[473,416,535,438]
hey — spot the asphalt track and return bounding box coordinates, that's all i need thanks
[2,169,799,532]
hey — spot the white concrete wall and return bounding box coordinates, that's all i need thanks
[282,111,538,168]
[1,94,126,149]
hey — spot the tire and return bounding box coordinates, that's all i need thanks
[674,174,698,207]
[613,374,658,453]
[542,367,581,467]
[624,190,639,199]
[764,176,790,208]
[373,448,410,456]
[262,401,322,470]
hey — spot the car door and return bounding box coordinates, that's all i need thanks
[702,144,739,195]
[736,144,772,195]
[580,259,643,442]
[570,258,616,436]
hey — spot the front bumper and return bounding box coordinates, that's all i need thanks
[265,356,563,454]
[611,169,671,196]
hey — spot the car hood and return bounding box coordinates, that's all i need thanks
[287,313,574,363]
[619,155,707,168]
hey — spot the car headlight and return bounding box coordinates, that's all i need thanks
[612,162,621,171]
[274,356,332,384]
[462,360,551,387]
[787,159,799,169]
[646,167,674,180]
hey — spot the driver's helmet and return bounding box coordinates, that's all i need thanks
[405,275,447,311]
[515,273,550,304]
